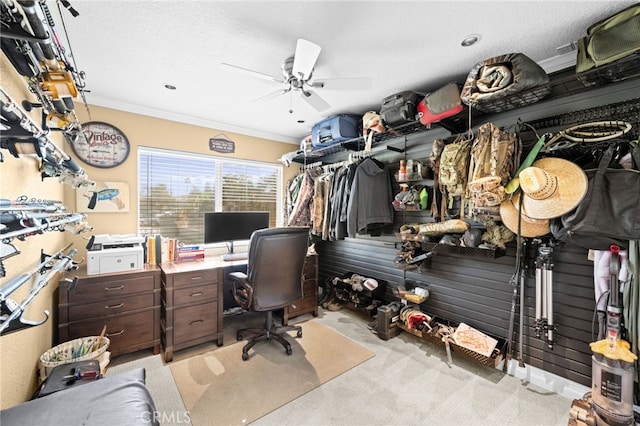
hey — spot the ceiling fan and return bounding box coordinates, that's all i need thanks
[221,39,371,113]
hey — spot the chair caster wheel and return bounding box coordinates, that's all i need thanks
[296,330,302,338]
[242,352,249,361]
[286,347,292,356]
[236,334,243,341]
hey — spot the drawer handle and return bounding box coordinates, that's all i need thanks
[104,285,124,291]
[190,319,204,325]
[190,276,203,280]
[190,292,204,297]
[105,303,124,309]
[106,329,125,336]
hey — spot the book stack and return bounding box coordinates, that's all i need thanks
[145,235,204,263]
[175,244,205,261]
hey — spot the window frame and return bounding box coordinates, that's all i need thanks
[137,146,283,246]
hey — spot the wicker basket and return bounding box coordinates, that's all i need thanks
[39,336,110,379]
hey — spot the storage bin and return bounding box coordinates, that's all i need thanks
[39,336,110,380]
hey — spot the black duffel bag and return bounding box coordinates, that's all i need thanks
[379,91,422,129]
[552,141,640,250]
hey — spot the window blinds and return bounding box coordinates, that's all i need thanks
[139,147,282,244]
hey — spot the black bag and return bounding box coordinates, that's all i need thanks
[379,91,421,129]
[552,142,640,250]
[35,360,101,397]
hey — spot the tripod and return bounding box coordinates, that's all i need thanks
[534,242,555,349]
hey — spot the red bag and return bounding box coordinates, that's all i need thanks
[417,82,464,125]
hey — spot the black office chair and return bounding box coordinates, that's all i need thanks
[229,227,310,361]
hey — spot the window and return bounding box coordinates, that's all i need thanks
[139,147,282,244]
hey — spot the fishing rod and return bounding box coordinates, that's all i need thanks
[0,211,89,277]
[0,0,89,137]
[0,197,66,213]
[0,87,98,207]
[505,192,526,372]
[0,243,72,303]
[0,212,90,242]
[517,239,527,366]
[0,247,78,334]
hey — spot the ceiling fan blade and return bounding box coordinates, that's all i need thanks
[312,77,372,91]
[251,87,291,103]
[292,39,321,80]
[300,89,330,112]
[220,63,284,84]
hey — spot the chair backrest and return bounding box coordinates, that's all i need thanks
[246,227,310,311]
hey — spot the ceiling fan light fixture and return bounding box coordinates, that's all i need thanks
[225,38,364,113]
[461,34,481,47]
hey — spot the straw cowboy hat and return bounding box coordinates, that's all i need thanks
[499,157,587,237]
[517,157,588,219]
[499,192,551,238]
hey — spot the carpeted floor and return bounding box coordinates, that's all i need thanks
[169,320,374,425]
[108,308,575,426]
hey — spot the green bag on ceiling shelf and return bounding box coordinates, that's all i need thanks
[576,4,640,74]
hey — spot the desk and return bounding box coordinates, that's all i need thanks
[159,253,318,362]
[160,257,231,362]
[57,265,161,358]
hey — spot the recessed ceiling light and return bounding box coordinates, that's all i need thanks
[461,34,481,47]
[164,84,177,90]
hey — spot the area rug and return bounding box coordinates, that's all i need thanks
[169,320,375,425]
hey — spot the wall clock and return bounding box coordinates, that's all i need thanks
[71,121,131,168]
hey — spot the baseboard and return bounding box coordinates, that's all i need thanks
[505,359,591,401]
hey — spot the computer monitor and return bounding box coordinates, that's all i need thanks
[203,211,269,253]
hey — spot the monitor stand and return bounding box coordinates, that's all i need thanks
[221,241,247,261]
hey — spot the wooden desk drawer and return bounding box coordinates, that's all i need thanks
[68,293,154,321]
[290,281,317,311]
[172,270,218,288]
[174,302,217,345]
[174,283,217,306]
[303,255,317,277]
[66,310,155,354]
[68,275,155,303]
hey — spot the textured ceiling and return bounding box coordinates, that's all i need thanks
[51,0,635,145]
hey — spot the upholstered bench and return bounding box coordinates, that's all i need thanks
[0,368,158,426]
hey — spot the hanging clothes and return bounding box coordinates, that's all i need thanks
[312,172,331,236]
[330,163,356,240]
[346,157,394,238]
[321,171,334,241]
[288,168,321,227]
[285,173,304,224]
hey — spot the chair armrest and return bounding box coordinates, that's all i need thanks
[229,272,253,309]
[229,271,247,281]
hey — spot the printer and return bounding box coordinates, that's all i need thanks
[86,234,145,275]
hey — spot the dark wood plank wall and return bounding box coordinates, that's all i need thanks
[315,237,596,387]
[310,71,640,388]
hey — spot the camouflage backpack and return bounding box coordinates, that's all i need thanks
[466,122,520,221]
[438,134,473,219]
